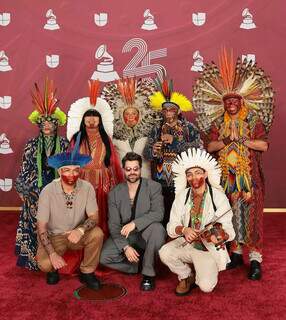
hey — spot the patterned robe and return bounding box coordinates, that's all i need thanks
[209,111,267,253]
[15,136,68,270]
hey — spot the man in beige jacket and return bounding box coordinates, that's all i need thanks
[159,148,235,296]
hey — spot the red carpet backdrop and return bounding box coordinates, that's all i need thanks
[0,0,285,207]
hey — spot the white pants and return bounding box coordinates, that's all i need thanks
[159,237,219,293]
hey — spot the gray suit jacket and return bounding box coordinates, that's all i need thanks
[108,178,164,251]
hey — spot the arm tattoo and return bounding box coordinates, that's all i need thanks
[82,217,96,232]
[39,231,55,255]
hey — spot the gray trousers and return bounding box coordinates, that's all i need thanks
[100,222,166,277]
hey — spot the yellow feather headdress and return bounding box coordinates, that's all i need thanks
[149,77,192,112]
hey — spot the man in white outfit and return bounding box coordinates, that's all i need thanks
[159,148,235,296]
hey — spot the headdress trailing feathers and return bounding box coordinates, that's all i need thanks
[192,48,274,133]
[48,132,91,169]
[149,76,193,112]
[101,77,159,140]
[28,77,66,125]
[172,148,222,195]
[66,79,114,140]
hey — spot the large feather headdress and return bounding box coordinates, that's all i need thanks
[172,148,222,195]
[67,79,113,140]
[150,76,193,112]
[101,77,159,140]
[28,77,66,126]
[193,48,274,133]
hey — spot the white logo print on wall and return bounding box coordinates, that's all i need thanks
[0,12,11,26]
[91,44,119,82]
[141,9,157,30]
[46,55,60,68]
[0,51,12,72]
[240,8,256,29]
[0,96,12,110]
[191,50,204,72]
[192,13,206,26]
[44,9,60,30]
[122,38,167,81]
[94,13,108,27]
[0,133,13,154]
[0,178,13,192]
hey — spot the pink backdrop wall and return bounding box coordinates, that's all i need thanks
[0,0,285,207]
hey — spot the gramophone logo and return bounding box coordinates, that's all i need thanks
[141,9,158,30]
[91,44,119,82]
[240,8,256,29]
[191,50,204,72]
[46,54,60,68]
[192,13,206,26]
[0,96,12,110]
[44,9,60,30]
[0,133,13,154]
[0,178,12,192]
[0,51,12,72]
[0,12,11,26]
[94,13,108,27]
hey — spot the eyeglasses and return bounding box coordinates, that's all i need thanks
[124,167,140,172]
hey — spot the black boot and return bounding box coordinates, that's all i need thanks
[79,272,101,290]
[140,275,155,291]
[248,260,262,280]
[226,253,244,270]
[46,270,60,285]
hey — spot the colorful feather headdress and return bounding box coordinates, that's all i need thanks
[66,79,113,140]
[48,132,91,169]
[193,48,274,133]
[28,78,66,126]
[172,148,222,195]
[101,77,158,140]
[150,77,192,112]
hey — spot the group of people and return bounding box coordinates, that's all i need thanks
[14,49,274,295]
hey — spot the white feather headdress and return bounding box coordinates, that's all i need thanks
[172,148,222,195]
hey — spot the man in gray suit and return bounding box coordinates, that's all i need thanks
[100,152,166,291]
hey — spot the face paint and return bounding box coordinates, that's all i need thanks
[190,177,205,189]
[123,107,139,128]
[39,119,58,136]
[162,106,179,124]
[224,97,242,115]
[84,116,100,129]
[61,174,79,186]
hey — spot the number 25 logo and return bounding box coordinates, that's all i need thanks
[122,38,167,81]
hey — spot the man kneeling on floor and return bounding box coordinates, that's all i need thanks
[36,134,104,289]
[159,148,235,295]
[100,152,166,291]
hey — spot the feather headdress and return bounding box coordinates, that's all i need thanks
[150,77,192,112]
[193,48,274,133]
[101,77,158,140]
[172,148,222,195]
[28,77,66,125]
[67,80,113,140]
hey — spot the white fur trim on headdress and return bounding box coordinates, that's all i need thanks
[172,148,222,195]
[66,97,114,141]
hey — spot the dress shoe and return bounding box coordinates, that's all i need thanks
[46,270,60,285]
[248,260,262,280]
[140,275,155,291]
[79,272,101,290]
[175,274,195,296]
[226,253,244,270]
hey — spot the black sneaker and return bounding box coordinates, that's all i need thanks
[140,275,155,291]
[226,253,244,270]
[46,270,60,285]
[79,272,101,290]
[248,260,262,280]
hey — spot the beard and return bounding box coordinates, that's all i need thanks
[61,174,79,186]
[125,174,140,183]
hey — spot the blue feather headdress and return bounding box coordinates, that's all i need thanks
[48,132,91,169]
